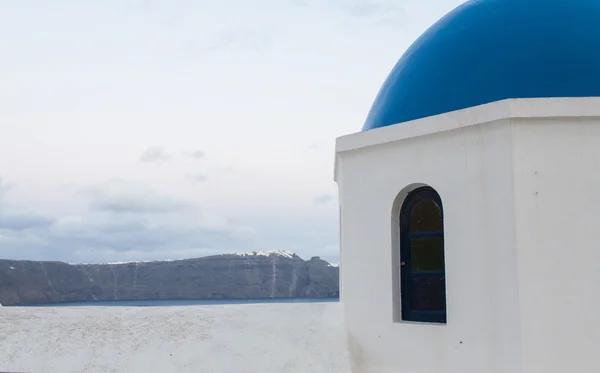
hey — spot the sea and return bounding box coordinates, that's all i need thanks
[20,298,339,307]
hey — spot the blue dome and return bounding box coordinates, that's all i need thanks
[363,0,600,131]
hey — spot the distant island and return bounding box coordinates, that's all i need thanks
[0,250,339,306]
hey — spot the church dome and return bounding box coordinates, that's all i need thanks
[363,0,600,131]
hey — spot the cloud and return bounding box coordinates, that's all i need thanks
[0,213,56,231]
[290,0,308,6]
[0,177,339,264]
[89,193,190,214]
[313,194,333,205]
[308,144,320,150]
[343,1,407,29]
[162,13,185,29]
[0,180,258,263]
[183,150,206,159]
[0,214,255,263]
[293,0,406,26]
[344,1,403,18]
[139,147,171,163]
[207,28,272,52]
[217,166,236,173]
[0,176,12,197]
[186,173,209,183]
[0,199,340,265]
[80,180,193,214]
[125,0,156,14]
[343,0,405,16]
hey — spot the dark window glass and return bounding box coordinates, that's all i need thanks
[409,199,442,232]
[409,276,446,311]
[410,237,445,271]
[400,187,446,324]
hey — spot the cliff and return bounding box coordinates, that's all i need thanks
[0,251,339,306]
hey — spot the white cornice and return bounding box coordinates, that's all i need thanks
[335,97,600,153]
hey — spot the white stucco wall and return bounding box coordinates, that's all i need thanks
[335,98,600,373]
[0,303,350,373]
[512,117,600,373]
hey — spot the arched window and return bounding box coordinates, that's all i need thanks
[399,186,446,323]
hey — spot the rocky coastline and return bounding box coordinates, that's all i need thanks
[0,251,339,306]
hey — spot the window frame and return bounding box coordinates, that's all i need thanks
[399,186,447,324]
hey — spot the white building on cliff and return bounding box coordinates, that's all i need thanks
[335,0,600,372]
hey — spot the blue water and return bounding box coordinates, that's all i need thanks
[22,298,339,307]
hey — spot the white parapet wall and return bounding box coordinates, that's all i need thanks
[0,302,350,373]
[335,97,600,373]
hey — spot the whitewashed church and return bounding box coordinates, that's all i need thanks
[334,0,600,372]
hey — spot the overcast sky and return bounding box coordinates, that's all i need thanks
[0,0,462,264]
